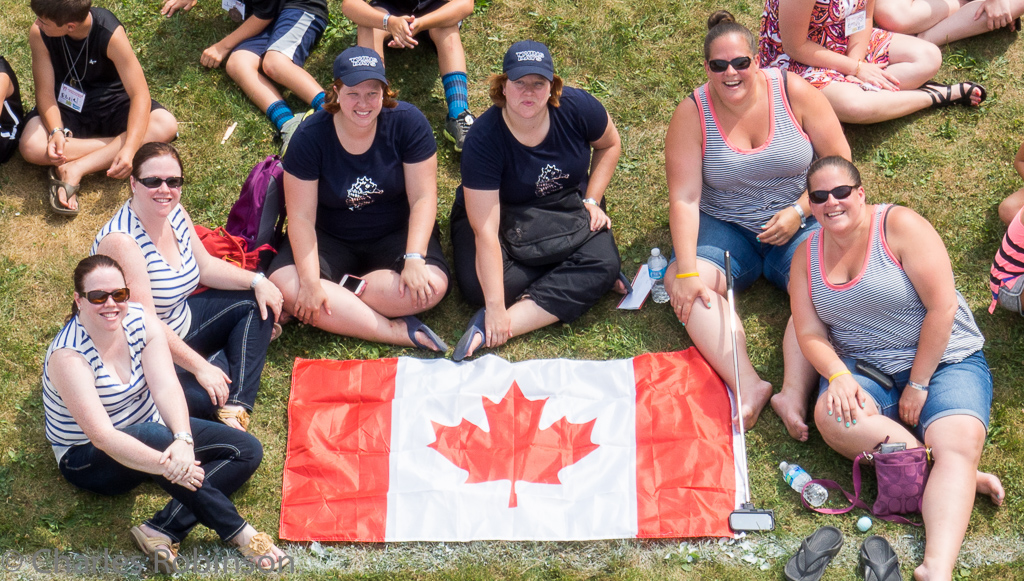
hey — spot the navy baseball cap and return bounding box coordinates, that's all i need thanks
[333,46,388,86]
[503,40,554,81]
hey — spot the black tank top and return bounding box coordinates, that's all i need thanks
[41,7,127,113]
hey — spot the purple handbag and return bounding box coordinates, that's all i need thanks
[802,441,931,526]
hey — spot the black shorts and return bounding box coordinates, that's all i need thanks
[27,98,166,139]
[267,223,451,284]
[369,0,450,18]
[449,201,621,323]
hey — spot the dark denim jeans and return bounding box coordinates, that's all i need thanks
[58,419,263,543]
[178,289,275,419]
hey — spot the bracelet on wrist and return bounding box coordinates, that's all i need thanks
[792,203,807,228]
[828,369,851,383]
[907,380,929,392]
[250,272,266,289]
[402,252,425,261]
[49,127,72,139]
[852,60,862,77]
[582,197,600,206]
[173,432,194,445]
[675,272,699,279]
[382,13,390,30]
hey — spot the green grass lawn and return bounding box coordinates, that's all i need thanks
[1,0,1023,579]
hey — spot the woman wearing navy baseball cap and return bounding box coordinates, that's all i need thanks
[449,40,624,361]
[267,46,451,352]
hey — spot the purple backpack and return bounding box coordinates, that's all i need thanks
[226,155,286,252]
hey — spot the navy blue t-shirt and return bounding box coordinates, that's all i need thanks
[283,102,437,242]
[244,0,328,21]
[457,86,609,206]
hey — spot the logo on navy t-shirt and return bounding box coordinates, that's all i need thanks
[347,177,383,210]
[535,164,569,196]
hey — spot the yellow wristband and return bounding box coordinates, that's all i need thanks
[828,369,851,383]
[675,272,699,279]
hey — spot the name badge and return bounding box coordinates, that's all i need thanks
[845,10,866,36]
[222,0,245,21]
[58,83,86,113]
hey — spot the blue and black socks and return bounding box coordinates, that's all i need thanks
[312,91,326,111]
[442,72,469,119]
[266,100,294,131]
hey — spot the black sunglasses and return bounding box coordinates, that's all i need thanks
[809,184,858,204]
[85,288,131,304]
[136,176,185,189]
[708,56,752,73]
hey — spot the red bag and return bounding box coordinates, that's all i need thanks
[192,226,273,294]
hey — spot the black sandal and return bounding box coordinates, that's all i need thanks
[783,526,844,581]
[920,80,987,108]
[859,535,902,581]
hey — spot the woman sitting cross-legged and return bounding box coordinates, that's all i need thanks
[267,47,451,352]
[759,0,986,123]
[43,255,286,572]
[790,156,1004,581]
[93,142,283,432]
[449,40,624,361]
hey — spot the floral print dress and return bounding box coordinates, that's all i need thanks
[759,0,894,88]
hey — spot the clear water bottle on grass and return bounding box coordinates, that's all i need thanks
[779,461,828,507]
[648,248,669,304]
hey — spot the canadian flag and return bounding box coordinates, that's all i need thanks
[279,349,741,541]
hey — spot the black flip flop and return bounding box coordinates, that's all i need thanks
[616,271,633,295]
[402,315,448,352]
[860,535,902,581]
[453,307,485,362]
[783,525,843,581]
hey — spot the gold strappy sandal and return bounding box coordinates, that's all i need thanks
[237,531,288,571]
[217,407,251,431]
[130,525,179,574]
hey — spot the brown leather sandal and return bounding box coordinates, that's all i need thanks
[130,525,179,574]
[217,406,251,431]
[237,531,287,571]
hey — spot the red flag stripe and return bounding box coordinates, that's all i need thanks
[279,357,396,541]
[634,349,736,538]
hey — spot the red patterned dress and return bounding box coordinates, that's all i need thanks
[759,0,894,88]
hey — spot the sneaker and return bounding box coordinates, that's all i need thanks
[444,110,475,153]
[279,109,314,156]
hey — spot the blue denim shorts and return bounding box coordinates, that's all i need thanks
[816,351,993,440]
[676,211,819,292]
[235,9,327,64]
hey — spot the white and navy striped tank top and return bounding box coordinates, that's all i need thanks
[42,304,163,462]
[807,205,985,375]
[92,200,200,338]
[694,68,814,233]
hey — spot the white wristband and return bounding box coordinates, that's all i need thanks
[792,203,807,228]
[250,272,266,289]
[382,13,390,30]
[582,197,600,206]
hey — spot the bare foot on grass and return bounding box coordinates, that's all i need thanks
[738,379,772,432]
[977,471,1005,506]
[770,388,810,441]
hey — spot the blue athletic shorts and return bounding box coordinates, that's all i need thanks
[674,211,819,292]
[234,9,327,65]
[816,351,993,440]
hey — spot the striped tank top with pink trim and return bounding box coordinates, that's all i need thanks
[694,67,814,233]
[989,206,1024,313]
[807,204,984,375]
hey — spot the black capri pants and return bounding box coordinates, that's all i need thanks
[449,201,620,323]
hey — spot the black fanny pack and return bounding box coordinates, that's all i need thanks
[499,187,601,266]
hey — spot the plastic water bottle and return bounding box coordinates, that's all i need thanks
[648,248,669,304]
[779,462,828,507]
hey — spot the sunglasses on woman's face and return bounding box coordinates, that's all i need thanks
[136,176,185,189]
[85,288,131,304]
[809,185,857,204]
[708,56,752,73]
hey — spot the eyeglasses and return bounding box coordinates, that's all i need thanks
[708,56,752,73]
[809,185,858,204]
[136,176,185,189]
[84,288,131,304]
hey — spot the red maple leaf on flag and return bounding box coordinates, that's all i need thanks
[428,381,600,508]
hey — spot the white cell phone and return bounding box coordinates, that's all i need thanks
[340,274,366,297]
